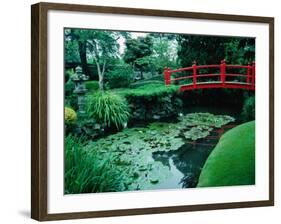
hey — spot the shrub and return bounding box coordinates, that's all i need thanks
[197,121,255,187]
[65,107,77,124]
[129,80,163,88]
[106,64,133,89]
[87,91,130,129]
[241,96,255,121]
[85,80,99,92]
[65,79,75,96]
[64,135,125,194]
[111,84,182,121]
[113,83,179,99]
[65,68,75,83]
[145,74,164,81]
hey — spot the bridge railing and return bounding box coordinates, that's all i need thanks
[164,60,255,90]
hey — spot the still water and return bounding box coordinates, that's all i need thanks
[150,124,237,189]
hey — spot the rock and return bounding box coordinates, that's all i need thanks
[139,166,147,171]
[150,178,159,184]
[94,123,101,130]
[153,115,161,120]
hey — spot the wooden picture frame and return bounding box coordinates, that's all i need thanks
[31,2,274,221]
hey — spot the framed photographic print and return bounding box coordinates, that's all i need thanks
[31,2,274,221]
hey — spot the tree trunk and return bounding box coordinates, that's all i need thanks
[98,74,104,91]
[140,70,144,79]
[78,41,91,77]
[93,58,105,91]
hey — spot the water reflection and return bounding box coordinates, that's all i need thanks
[152,125,236,189]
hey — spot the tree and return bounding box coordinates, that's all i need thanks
[123,36,153,79]
[147,33,179,73]
[86,31,120,90]
[65,29,122,91]
[177,34,255,67]
[64,36,80,63]
[64,29,91,77]
[177,35,228,67]
[224,38,255,64]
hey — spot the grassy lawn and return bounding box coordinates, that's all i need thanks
[197,121,255,187]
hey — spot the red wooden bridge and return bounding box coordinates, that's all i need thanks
[164,60,255,92]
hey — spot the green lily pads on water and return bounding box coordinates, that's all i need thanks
[84,112,235,191]
[183,126,213,141]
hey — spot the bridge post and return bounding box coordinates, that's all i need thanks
[247,63,251,84]
[192,61,197,87]
[164,67,171,85]
[251,61,255,89]
[220,59,226,85]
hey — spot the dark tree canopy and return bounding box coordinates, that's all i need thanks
[177,35,255,67]
[123,36,153,76]
[177,35,228,66]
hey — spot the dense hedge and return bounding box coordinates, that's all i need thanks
[129,80,163,88]
[111,84,182,121]
[197,121,255,187]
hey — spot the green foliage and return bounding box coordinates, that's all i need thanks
[83,113,235,191]
[65,79,75,96]
[124,36,153,75]
[65,28,126,88]
[129,80,163,88]
[85,122,185,191]
[197,121,255,187]
[180,113,235,140]
[111,84,181,121]
[145,74,165,81]
[87,91,130,129]
[177,34,255,67]
[64,135,125,194]
[225,38,255,64]
[64,38,80,63]
[85,80,99,92]
[65,107,77,124]
[177,35,227,66]
[146,33,179,73]
[241,96,255,122]
[65,68,75,83]
[106,63,133,89]
[113,84,179,99]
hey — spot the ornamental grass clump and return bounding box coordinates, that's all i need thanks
[64,135,126,194]
[87,91,130,129]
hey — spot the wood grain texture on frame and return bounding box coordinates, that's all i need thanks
[31,2,274,221]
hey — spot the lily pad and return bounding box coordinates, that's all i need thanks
[183,126,213,141]
[83,112,235,191]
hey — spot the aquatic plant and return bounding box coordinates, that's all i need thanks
[183,126,213,141]
[73,113,236,191]
[178,112,235,128]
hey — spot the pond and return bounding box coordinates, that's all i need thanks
[151,124,237,189]
[86,111,238,192]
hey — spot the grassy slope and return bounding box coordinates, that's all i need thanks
[197,121,255,187]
